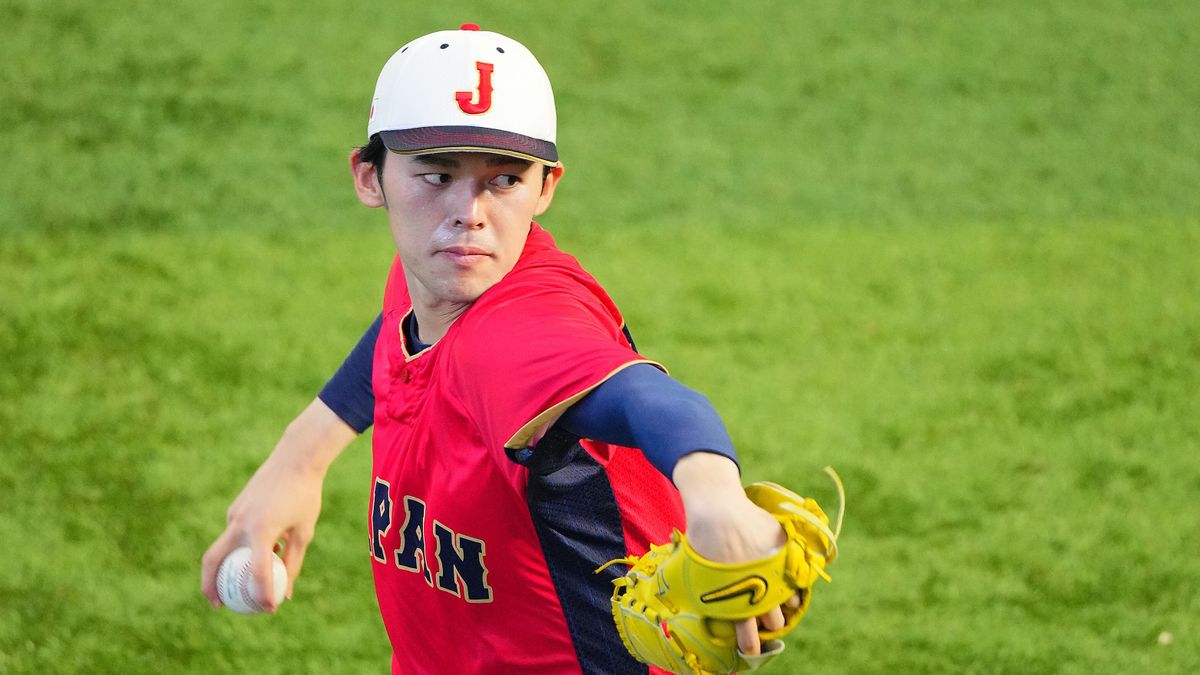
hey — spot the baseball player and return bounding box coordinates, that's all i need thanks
[201,24,794,673]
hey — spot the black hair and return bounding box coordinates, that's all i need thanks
[356,134,389,178]
[355,134,554,182]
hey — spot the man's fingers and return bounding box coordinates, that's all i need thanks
[736,605,787,656]
[759,606,785,632]
[280,535,309,600]
[249,541,281,612]
[200,532,238,608]
[735,617,761,656]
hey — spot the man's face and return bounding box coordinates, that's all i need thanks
[371,152,561,312]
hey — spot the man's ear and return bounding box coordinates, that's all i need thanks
[533,164,565,217]
[350,150,386,208]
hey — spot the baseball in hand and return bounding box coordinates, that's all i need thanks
[216,546,287,614]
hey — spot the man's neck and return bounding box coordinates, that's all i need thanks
[409,307,456,344]
[406,277,472,344]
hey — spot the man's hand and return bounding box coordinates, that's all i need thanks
[672,452,792,657]
[609,457,841,673]
[200,398,357,611]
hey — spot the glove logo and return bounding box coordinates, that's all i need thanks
[700,575,769,605]
[456,61,494,114]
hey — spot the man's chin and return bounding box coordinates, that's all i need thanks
[414,267,508,308]
[439,281,493,306]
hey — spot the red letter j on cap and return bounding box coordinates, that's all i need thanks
[456,62,494,115]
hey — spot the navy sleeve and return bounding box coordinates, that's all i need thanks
[317,313,381,433]
[557,363,739,479]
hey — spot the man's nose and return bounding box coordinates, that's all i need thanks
[448,183,485,230]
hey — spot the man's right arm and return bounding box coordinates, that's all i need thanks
[200,315,381,610]
[200,397,359,610]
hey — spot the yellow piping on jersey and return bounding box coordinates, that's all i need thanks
[504,359,666,449]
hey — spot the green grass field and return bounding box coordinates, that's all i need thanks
[2,1,1198,672]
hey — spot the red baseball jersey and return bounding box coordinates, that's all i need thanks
[370,222,685,674]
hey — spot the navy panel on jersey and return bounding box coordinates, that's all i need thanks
[525,440,650,675]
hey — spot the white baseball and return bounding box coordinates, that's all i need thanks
[216,546,287,614]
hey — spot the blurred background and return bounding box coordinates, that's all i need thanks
[1,1,1197,672]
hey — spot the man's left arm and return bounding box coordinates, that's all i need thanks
[557,364,790,655]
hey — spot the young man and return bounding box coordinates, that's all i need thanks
[201,24,791,673]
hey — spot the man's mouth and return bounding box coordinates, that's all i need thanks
[437,245,492,265]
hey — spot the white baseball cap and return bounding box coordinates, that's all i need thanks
[367,23,558,165]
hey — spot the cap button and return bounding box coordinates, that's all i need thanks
[460,23,480,31]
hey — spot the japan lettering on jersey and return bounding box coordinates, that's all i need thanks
[370,223,684,674]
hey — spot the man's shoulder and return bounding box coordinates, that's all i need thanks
[382,253,412,315]
[451,238,626,349]
[510,223,611,293]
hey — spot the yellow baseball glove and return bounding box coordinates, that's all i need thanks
[599,467,844,675]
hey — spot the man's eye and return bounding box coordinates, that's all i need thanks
[492,175,519,188]
[421,174,451,185]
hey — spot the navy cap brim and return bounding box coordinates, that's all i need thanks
[379,126,558,165]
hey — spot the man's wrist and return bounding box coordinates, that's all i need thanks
[673,451,744,511]
[273,398,359,477]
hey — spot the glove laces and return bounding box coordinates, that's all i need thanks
[779,466,845,563]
